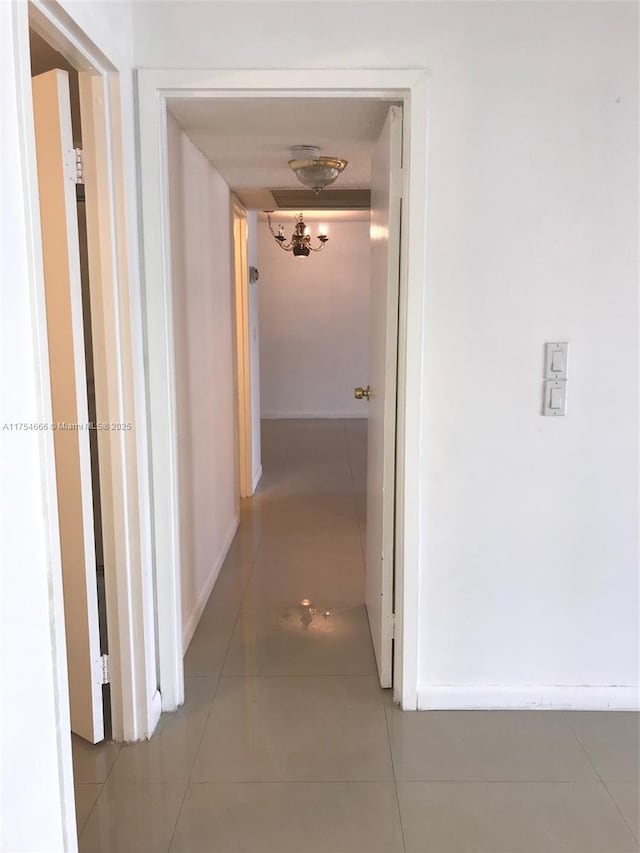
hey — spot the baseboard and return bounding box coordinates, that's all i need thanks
[252,463,263,492]
[181,512,240,652]
[261,411,367,419]
[418,684,640,711]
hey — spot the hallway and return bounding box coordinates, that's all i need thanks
[72,420,639,852]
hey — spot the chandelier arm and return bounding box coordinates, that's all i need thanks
[266,211,279,239]
[266,212,288,243]
[266,211,329,257]
[309,236,329,252]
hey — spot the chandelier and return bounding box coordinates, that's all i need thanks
[288,145,347,194]
[267,212,328,257]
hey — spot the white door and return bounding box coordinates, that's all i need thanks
[32,69,104,743]
[363,105,403,687]
[233,201,253,498]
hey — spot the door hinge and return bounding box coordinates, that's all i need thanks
[74,148,84,184]
[100,654,110,685]
[389,613,396,639]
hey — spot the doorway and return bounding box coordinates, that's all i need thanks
[30,28,110,746]
[166,95,399,693]
[24,3,160,751]
[138,69,430,711]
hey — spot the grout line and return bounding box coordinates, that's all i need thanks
[346,777,636,785]
[97,744,120,787]
[73,737,120,844]
[166,634,240,850]
[215,673,380,680]
[184,778,403,785]
[382,702,409,853]
[167,555,251,850]
[561,716,639,842]
[74,779,104,842]
[592,779,638,842]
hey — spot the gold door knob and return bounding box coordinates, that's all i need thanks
[354,385,371,400]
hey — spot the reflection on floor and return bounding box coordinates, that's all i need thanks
[73,419,639,852]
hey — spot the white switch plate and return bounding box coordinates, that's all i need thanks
[543,379,567,416]
[544,342,568,380]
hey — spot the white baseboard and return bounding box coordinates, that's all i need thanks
[418,684,640,711]
[181,512,240,652]
[252,463,263,492]
[261,411,367,419]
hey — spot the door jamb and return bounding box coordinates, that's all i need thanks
[137,68,430,710]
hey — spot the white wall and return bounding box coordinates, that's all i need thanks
[133,1,639,709]
[246,210,262,488]
[258,217,370,418]
[167,114,239,649]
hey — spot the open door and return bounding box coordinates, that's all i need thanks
[362,105,403,687]
[232,199,254,498]
[32,69,105,743]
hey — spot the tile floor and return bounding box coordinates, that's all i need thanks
[73,419,640,852]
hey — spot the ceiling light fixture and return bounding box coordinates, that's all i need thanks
[266,212,328,258]
[288,145,347,194]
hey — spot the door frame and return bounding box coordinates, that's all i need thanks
[231,197,255,499]
[137,68,429,710]
[20,1,160,744]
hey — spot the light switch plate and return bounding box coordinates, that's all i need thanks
[544,342,568,380]
[543,379,567,416]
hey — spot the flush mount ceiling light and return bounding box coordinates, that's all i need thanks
[266,212,329,257]
[288,145,348,194]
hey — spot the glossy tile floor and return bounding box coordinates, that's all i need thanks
[73,419,640,852]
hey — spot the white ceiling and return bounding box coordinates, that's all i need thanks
[167,97,397,209]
